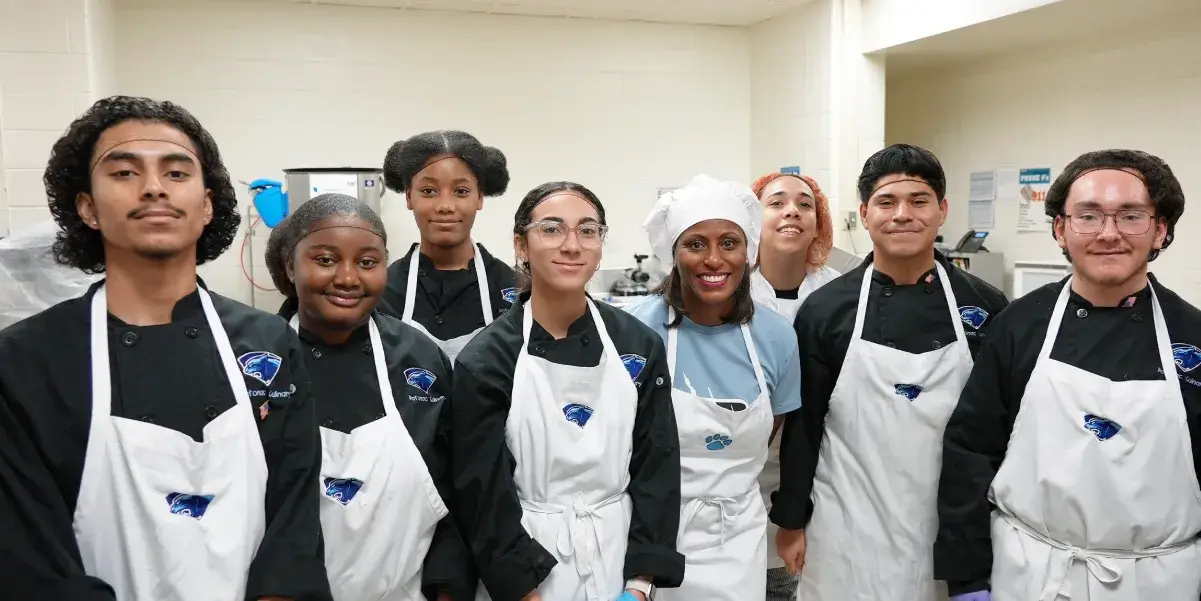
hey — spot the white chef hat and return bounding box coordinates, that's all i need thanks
[643,174,764,268]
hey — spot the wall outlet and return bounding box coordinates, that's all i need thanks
[845,211,858,230]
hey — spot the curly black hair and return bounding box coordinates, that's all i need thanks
[382,130,509,197]
[43,95,240,273]
[1045,149,1185,262]
[264,193,388,301]
[857,143,947,203]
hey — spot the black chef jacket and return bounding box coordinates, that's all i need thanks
[771,251,1009,531]
[378,244,517,340]
[0,280,329,601]
[935,273,1201,596]
[278,307,475,599]
[449,293,685,601]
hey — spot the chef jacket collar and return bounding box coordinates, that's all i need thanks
[86,277,209,323]
[859,250,953,286]
[1067,273,1156,309]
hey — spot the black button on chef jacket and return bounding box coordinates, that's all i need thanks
[279,307,475,599]
[771,251,1009,532]
[934,273,1201,596]
[377,243,518,339]
[449,292,686,601]
[0,281,329,601]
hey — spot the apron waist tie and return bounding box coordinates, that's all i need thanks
[521,491,627,601]
[683,496,742,546]
[1000,512,1195,600]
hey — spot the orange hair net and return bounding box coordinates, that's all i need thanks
[751,172,834,270]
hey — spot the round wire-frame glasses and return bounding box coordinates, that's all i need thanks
[525,220,608,249]
[1065,209,1155,235]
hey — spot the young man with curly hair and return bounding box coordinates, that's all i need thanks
[0,96,331,601]
[936,149,1201,601]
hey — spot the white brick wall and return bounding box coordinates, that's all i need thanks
[10,0,1192,307]
[750,0,883,254]
[114,0,753,304]
[887,12,1201,301]
[750,0,833,186]
[0,0,114,237]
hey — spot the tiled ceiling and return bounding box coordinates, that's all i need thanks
[231,0,817,26]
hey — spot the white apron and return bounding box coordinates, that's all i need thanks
[289,315,448,601]
[74,284,268,601]
[798,262,971,601]
[658,316,772,601]
[401,243,493,364]
[750,265,839,570]
[988,278,1201,601]
[475,300,638,601]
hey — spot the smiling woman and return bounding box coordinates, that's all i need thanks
[263,193,476,601]
[626,174,804,601]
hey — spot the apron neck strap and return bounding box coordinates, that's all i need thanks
[666,308,768,398]
[92,284,253,418]
[1038,278,1075,362]
[1148,284,1176,379]
[934,262,968,345]
[853,261,966,345]
[521,297,617,364]
[403,243,493,326]
[288,313,398,418]
[1040,277,1175,376]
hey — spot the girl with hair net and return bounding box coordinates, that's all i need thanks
[377,130,518,363]
[626,174,804,601]
[263,193,474,601]
[446,182,684,601]
[746,171,840,601]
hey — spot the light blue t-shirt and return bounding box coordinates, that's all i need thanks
[624,295,802,416]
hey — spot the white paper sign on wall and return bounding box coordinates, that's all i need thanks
[1016,168,1053,233]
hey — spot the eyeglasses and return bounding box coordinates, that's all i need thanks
[1065,209,1156,235]
[525,220,608,249]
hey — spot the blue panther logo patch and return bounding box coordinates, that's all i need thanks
[563,403,594,428]
[501,287,519,304]
[620,354,647,381]
[166,493,215,519]
[404,367,436,393]
[894,384,923,401]
[237,351,282,387]
[1083,414,1122,441]
[323,477,364,505]
[959,306,989,330]
[1172,343,1201,373]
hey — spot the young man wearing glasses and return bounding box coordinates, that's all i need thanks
[935,149,1201,601]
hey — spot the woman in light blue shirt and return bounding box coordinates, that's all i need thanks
[626,175,802,601]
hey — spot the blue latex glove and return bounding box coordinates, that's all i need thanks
[951,592,991,601]
[616,593,640,601]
